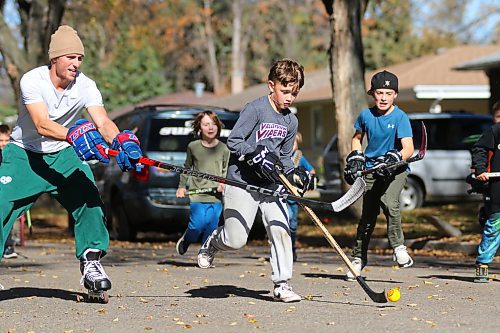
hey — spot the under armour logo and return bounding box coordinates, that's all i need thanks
[384,80,391,87]
[0,176,12,184]
[387,124,395,129]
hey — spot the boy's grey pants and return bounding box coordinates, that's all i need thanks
[211,185,293,284]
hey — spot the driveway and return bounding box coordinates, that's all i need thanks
[1,242,499,332]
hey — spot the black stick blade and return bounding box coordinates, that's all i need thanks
[356,276,388,303]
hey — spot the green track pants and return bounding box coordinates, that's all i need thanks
[0,144,109,260]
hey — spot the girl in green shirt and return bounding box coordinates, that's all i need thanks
[175,111,230,256]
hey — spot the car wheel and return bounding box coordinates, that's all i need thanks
[109,198,137,241]
[400,177,424,211]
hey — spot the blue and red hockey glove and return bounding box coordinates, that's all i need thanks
[66,119,109,163]
[111,130,143,172]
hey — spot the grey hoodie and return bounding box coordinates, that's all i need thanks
[227,95,298,186]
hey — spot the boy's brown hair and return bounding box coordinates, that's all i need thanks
[268,58,304,89]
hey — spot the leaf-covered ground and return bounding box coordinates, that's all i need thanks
[23,200,484,247]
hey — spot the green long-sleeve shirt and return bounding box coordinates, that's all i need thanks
[178,140,230,202]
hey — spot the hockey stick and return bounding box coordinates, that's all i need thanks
[188,187,218,195]
[349,122,428,178]
[277,171,387,303]
[472,172,500,178]
[102,147,365,213]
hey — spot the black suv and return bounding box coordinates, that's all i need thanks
[320,112,493,210]
[94,104,239,241]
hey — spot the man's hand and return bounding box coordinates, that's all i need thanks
[244,145,283,182]
[111,130,143,172]
[344,150,365,185]
[66,119,109,163]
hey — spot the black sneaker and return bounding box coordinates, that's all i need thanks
[176,232,190,255]
[3,246,18,259]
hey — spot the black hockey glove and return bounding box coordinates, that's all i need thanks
[286,167,315,196]
[343,150,365,185]
[375,149,403,178]
[465,173,488,194]
[245,145,283,183]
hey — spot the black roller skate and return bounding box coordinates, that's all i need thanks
[80,249,112,303]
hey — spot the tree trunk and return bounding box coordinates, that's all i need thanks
[0,0,66,104]
[201,0,224,95]
[324,0,369,218]
[231,0,244,94]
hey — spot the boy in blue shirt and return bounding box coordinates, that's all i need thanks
[343,70,414,281]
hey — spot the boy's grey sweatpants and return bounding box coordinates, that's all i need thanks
[210,185,293,284]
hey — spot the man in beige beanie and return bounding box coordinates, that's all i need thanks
[0,25,143,303]
[48,25,85,60]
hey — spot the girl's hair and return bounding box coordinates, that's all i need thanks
[192,110,223,138]
[268,58,304,89]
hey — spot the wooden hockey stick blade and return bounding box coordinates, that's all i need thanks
[103,147,342,212]
[278,173,387,303]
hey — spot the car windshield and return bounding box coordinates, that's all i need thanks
[411,118,492,150]
[147,117,237,152]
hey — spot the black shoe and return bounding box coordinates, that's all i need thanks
[176,232,190,255]
[3,246,18,259]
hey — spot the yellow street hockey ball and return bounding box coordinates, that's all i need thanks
[387,288,400,302]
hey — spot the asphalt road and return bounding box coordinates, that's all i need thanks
[1,241,499,333]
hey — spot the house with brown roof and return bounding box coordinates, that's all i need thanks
[454,51,500,109]
[209,45,500,164]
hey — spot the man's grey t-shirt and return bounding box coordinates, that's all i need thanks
[227,95,298,186]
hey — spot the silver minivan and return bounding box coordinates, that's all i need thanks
[320,112,493,210]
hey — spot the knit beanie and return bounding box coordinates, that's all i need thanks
[48,25,85,60]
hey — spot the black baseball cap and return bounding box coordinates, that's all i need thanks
[368,70,398,95]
